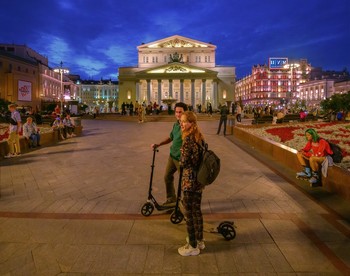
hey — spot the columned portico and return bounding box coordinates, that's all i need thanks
[118,35,235,110]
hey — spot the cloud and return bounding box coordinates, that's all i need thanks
[2,0,347,80]
[57,0,74,10]
[103,45,135,66]
[32,34,71,67]
[74,56,107,77]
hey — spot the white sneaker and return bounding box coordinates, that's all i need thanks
[178,243,200,256]
[4,153,15,158]
[186,236,205,250]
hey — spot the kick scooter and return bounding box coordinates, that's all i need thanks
[141,146,176,216]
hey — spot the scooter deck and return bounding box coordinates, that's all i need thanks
[203,221,236,240]
[296,175,311,181]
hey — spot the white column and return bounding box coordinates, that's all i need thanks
[202,79,206,105]
[180,79,184,102]
[191,79,195,107]
[136,81,140,102]
[213,80,218,109]
[157,79,162,105]
[169,79,173,98]
[147,79,151,103]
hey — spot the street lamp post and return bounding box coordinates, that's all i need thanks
[53,61,70,114]
[284,62,300,105]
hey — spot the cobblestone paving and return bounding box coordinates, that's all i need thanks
[0,119,349,275]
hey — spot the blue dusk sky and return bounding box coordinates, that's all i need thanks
[1,0,349,80]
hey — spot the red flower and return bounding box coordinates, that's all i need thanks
[265,127,300,142]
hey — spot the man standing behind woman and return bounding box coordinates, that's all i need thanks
[178,111,205,256]
[151,102,188,206]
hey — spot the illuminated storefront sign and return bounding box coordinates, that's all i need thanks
[18,80,32,101]
[269,57,288,69]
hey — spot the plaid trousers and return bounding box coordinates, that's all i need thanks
[183,191,203,248]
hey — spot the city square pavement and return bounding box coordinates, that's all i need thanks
[0,117,349,275]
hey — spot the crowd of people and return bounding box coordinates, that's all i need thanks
[3,103,76,158]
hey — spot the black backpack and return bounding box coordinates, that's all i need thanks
[195,141,221,186]
[327,141,343,163]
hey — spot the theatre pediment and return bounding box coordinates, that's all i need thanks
[138,35,216,50]
[136,63,217,75]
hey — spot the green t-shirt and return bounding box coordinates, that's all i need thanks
[169,121,182,161]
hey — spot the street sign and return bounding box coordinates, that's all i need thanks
[269,57,288,69]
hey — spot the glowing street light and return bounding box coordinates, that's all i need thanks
[284,62,300,103]
[53,61,70,113]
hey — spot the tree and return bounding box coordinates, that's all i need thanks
[0,98,11,112]
[320,91,350,113]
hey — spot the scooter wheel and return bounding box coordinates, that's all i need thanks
[141,202,154,216]
[170,210,184,224]
[218,221,234,229]
[218,222,236,240]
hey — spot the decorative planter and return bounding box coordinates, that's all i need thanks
[233,126,350,201]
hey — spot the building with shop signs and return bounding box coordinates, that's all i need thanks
[118,35,236,111]
[235,59,311,107]
[0,44,78,112]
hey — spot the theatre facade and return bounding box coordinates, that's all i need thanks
[118,35,235,110]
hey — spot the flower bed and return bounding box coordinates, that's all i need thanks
[238,122,350,169]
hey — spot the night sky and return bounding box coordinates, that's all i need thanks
[1,0,349,80]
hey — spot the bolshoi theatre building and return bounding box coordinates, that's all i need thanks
[118,35,235,110]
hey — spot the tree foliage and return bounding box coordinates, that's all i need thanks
[0,98,11,112]
[320,91,350,112]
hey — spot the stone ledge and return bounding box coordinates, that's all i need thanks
[0,126,83,159]
[233,126,350,201]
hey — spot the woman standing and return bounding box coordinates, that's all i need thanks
[178,111,205,256]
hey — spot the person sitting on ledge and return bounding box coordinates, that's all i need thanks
[63,113,76,138]
[23,117,41,148]
[52,114,66,140]
[296,128,333,187]
[276,110,284,123]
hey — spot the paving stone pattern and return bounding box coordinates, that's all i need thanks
[0,119,349,275]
